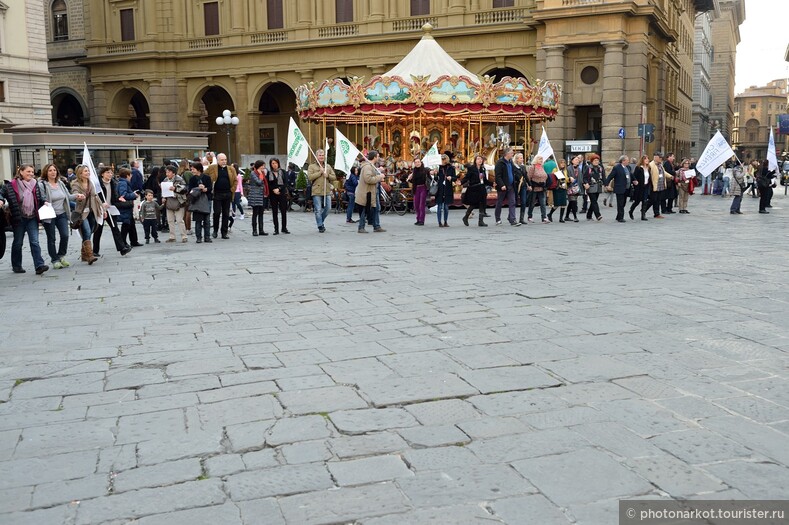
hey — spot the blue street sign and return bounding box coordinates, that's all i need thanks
[618,128,625,139]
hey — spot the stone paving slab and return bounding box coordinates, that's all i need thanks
[1,197,788,523]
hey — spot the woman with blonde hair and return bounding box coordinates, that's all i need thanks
[0,164,48,274]
[527,155,548,223]
[69,164,103,264]
[38,163,74,269]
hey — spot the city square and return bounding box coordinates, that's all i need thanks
[1,194,788,524]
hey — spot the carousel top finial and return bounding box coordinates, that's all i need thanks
[422,23,434,39]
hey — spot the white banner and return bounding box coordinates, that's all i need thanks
[537,126,554,161]
[767,128,779,173]
[695,131,735,176]
[287,117,309,169]
[81,143,102,197]
[334,128,360,175]
[423,141,441,168]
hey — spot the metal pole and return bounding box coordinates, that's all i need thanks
[226,127,231,159]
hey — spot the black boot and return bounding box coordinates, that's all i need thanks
[547,208,554,222]
[559,208,565,223]
[462,208,472,226]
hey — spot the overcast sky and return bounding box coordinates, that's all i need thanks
[734,0,789,95]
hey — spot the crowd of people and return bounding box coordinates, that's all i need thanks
[0,147,781,274]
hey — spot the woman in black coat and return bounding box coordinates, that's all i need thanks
[462,154,490,227]
[266,158,289,235]
[435,155,456,227]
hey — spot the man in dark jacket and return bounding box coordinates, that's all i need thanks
[662,152,677,214]
[604,155,631,222]
[494,147,520,226]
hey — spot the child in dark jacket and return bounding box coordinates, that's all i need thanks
[138,190,162,243]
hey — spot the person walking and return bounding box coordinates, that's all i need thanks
[730,165,746,215]
[116,169,139,247]
[0,165,49,274]
[583,154,604,221]
[408,159,428,226]
[630,155,649,220]
[307,149,337,233]
[231,165,245,220]
[92,166,130,258]
[187,162,213,243]
[675,158,692,214]
[38,163,73,269]
[435,154,456,227]
[462,154,491,227]
[344,166,360,224]
[70,164,106,263]
[642,152,667,220]
[162,165,188,242]
[205,153,236,239]
[527,155,549,223]
[548,158,570,223]
[356,150,385,233]
[138,190,162,243]
[267,158,289,234]
[494,147,519,226]
[758,159,776,214]
[662,153,677,213]
[248,160,269,236]
[604,155,631,222]
[513,153,530,225]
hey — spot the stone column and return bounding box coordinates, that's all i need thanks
[316,0,325,26]
[296,0,311,26]
[370,0,385,20]
[542,44,567,156]
[144,0,157,37]
[234,75,251,159]
[448,0,465,14]
[231,1,244,31]
[624,40,649,158]
[176,79,190,134]
[601,41,627,162]
[92,82,108,127]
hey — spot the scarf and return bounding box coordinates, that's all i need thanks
[18,179,38,217]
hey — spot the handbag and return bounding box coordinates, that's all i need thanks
[567,183,579,196]
[69,210,83,229]
[428,176,438,196]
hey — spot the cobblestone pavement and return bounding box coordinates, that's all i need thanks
[1,193,788,524]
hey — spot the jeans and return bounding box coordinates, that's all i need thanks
[232,191,244,215]
[192,211,211,240]
[436,202,449,224]
[11,217,45,270]
[414,186,427,223]
[312,195,331,229]
[495,188,516,224]
[721,178,730,196]
[142,218,159,240]
[529,191,547,220]
[42,212,70,263]
[80,213,96,241]
[518,185,530,221]
[345,192,356,221]
[701,175,711,195]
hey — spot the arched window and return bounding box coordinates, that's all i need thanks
[52,0,68,41]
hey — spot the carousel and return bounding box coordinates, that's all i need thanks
[296,23,561,177]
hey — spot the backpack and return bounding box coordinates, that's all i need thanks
[545,172,558,190]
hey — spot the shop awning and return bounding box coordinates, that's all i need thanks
[5,125,212,150]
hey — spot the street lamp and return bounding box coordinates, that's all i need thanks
[215,109,239,160]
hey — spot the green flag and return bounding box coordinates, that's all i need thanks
[287,117,309,168]
[334,128,360,174]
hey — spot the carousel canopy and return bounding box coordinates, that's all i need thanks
[296,24,561,123]
[382,25,479,83]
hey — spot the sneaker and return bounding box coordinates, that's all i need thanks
[357,228,368,233]
[166,238,176,243]
[374,227,386,232]
[196,238,203,243]
[59,258,70,268]
[528,218,534,223]
[186,230,193,235]
[53,260,63,269]
[238,215,244,220]
[145,239,150,244]
[182,238,188,243]
[496,220,502,225]
[318,226,326,233]
[347,219,357,224]
[542,219,550,224]
[511,222,521,227]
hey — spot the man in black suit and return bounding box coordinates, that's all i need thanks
[494,147,520,226]
[604,155,631,222]
[662,152,677,214]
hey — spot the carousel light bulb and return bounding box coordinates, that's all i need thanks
[222,109,232,118]
[215,116,224,126]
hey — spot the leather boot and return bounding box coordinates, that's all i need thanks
[80,241,88,262]
[462,208,472,226]
[83,241,98,265]
[252,224,258,236]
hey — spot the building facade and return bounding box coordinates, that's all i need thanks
[48,0,723,165]
[691,5,716,160]
[0,0,52,126]
[732,79,787,161]
[707,0,744,144]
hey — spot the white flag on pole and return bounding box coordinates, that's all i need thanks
[695,131,735,176]
[82,143,102,197]
[423,141,441,168]
[537,126,554,161]
[335,128,360,175]
[767,127,779,173]
[287,117,309,169]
